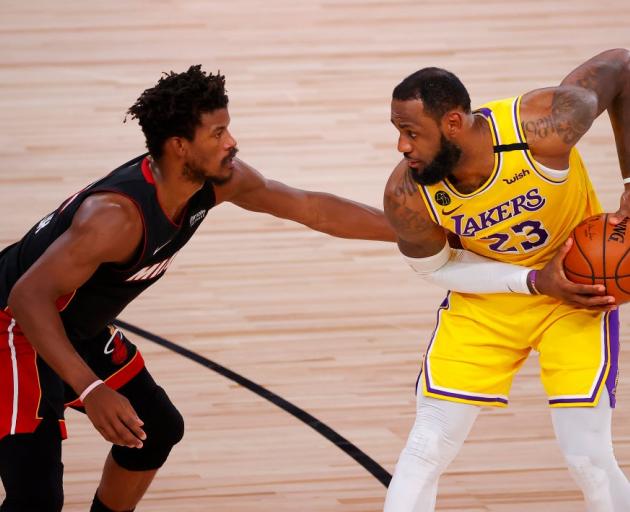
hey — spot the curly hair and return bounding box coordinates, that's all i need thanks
[127,65,229,158]
[393,67,470,121]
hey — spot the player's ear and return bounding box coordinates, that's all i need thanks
[164,136,188,157]
[441,110,465,137]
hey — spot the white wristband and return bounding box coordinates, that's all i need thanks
[79,379,104,402]
[623,177,630,184]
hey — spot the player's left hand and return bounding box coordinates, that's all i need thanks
[536,238,616,311]
[609,186,630,225]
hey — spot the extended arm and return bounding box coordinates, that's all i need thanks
[214,159,396,242]
[383,162,614,308]
[8,193,147,447]
[384,161,535,293]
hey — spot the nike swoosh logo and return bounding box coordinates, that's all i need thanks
[441,204,463,216]
[153,239,172,256]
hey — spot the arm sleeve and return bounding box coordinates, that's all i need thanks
[403,242,532,294]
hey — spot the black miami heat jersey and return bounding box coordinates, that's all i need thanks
[0,154,216,341]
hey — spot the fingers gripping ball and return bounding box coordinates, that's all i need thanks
[563,214,630,304]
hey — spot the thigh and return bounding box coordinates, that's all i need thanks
[537,308,619,408]
[421,292,531,408]
[0,310,65,440]
[64,324,145,407]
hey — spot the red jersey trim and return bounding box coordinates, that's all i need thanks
[140,157,188,228]
[141,157,156,185]
[64,350,145,408]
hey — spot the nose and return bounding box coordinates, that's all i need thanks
[397,135,412,154]
[225,130,237,149]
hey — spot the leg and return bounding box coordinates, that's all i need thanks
[92,368,184,512]
[91,453,157,512]
[383,393,480,512]
[0,414,64,512]
[552,394,630,512]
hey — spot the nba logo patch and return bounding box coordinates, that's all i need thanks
[434,191,451,206]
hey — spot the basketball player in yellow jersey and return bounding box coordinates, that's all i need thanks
[383,49,630,512]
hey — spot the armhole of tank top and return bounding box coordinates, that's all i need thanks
[417,185,442,226]
[80,189,148,272]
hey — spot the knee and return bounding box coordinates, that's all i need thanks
[564,453,613,505]
[112,387,184,471]
[401,425,458,475]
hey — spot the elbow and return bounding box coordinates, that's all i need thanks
[7,277,39,320]
[7,281,27,318]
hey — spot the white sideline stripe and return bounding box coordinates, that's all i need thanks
[8,319,18,435]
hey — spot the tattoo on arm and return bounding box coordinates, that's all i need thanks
[385,169,433,236]
[550,88,593,145]
[521,88,594,146]
[521,116,557,141]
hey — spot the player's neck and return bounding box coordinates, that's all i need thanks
[448,114,496,194]
[148,156,203,223]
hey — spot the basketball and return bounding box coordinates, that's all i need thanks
[563,213,630,304]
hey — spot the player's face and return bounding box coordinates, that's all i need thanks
[391,99,461,185]
[184,109,238,185]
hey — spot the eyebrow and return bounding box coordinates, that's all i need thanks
[391,119,415,129]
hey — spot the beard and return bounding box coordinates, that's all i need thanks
[409,135,462,186]
[183,147,239,186]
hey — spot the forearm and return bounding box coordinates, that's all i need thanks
[311,193,396,242]
[403,242,535,294]
[608,56,630,180]
[8,287,98,395]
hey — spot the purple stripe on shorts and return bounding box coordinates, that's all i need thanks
[605,309,620,408]
[549,311,617,407]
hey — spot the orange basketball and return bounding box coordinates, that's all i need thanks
[563,214,630,304]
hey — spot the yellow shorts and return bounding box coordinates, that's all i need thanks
[420,292,620,408]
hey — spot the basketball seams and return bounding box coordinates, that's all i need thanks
[614,231,630,294]
[568,224,596,285]
[564,214,630,302]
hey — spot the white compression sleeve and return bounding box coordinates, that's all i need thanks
[384,393,480,512]
[403,242,532,294]
[552,395,630,511]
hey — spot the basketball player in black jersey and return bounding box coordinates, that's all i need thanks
[0,66,395,512]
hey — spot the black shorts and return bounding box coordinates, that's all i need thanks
[0,311,144,441]
[0,366,162,511]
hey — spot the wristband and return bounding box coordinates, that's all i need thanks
[79,379,104,402]
[527,270,541,295]
[623,177,630,184]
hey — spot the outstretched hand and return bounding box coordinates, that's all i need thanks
[83,384,146,448]
[535,238,616,310]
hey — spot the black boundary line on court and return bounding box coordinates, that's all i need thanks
[114,319,393,488]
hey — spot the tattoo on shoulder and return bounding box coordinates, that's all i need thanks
[549,88,592,145]
[384,169,430,235]
[521,89,593,146]
[520,115,557,141]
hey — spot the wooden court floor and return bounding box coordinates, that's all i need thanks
[2,1,630,510]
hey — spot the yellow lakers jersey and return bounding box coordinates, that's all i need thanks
[419,96,602,269]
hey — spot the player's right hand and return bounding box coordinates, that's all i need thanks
[83,384,146,448]
[536,238,617,311]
